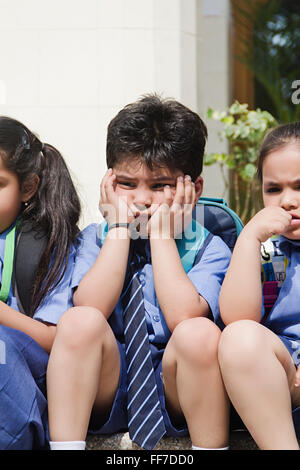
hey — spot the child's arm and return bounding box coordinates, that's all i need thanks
[0,301,56,353]
[150,238,209,331]
[73,170,134,317]
[219,206,292,325]
[149,177,210,332]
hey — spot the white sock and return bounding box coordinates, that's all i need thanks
[192,444,229,450]
[49,440,86,450]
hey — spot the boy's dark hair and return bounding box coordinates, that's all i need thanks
[106,94,208,181]
[0,116,81,315]
[257,121,300,181]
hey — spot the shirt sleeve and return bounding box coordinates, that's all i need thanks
[187,234,231,327]
[33,241,77,325]
[71,223,101,290]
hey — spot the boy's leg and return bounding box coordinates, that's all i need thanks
[47,306,120,442]
[218,319,299,450]
[162,317,229,448]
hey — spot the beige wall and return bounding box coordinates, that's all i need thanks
[0,0,231,227]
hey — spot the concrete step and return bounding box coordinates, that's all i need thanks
[86,431,258,450]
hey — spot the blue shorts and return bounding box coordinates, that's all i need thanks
[278,335,300,366]
[0,325,49,450]
[88,341,188,438]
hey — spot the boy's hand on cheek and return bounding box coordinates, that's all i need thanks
[148,175,195,239]
[98,169,136,226]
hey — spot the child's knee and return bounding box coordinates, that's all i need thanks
[56,306,108,350]
[171,317,221,366]
[218,320,264,370]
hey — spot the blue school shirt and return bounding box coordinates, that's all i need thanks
[0,223,76,325]
[264,236,300,350]
[72,222,232,346]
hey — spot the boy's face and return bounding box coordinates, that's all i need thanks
[113,159,202,217]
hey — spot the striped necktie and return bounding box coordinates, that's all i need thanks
[122,245,166,450]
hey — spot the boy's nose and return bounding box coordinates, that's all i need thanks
[133,191,152,211]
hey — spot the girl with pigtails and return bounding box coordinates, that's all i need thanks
[0,116,81,449]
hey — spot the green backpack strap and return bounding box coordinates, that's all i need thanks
[0,223,18,303]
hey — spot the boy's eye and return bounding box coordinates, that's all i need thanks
[152,183,174,190]
[117,181,135,188]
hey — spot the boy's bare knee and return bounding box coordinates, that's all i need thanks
[218,320,264,370]
[56,306,107,350]
[171,317,221,366]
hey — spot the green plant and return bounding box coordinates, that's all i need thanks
[233,0,300,123]
[205,100,277,222]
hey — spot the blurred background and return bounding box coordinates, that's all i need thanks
[0,0,299,226]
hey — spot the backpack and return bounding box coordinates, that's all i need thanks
[261,235,288,318]
[194,197,244,251]
[12,220,48,316]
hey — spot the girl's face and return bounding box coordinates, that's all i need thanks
[262,142,300,240]
[0,157,26,233]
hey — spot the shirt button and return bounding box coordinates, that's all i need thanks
[153,315,160,322]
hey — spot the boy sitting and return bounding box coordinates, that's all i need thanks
[47,94,231,451]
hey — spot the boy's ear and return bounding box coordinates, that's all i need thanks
[21,174,40,203]
[194,175,203,203]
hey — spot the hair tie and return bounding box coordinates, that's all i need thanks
[21,134,30,150]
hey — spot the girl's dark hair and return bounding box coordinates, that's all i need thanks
[0,116,81,315]
[257,121,300,181]
[106,94,208,181]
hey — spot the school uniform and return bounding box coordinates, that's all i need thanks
[72,221,232,438]
[261,235,300,433]
[0,222,77,450]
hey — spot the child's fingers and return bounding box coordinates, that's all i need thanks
[100,168,113,202]
[127,201,139,219]
[173,176,185,205]
[104,173,117,200]
[163,185,173,207]
[184,175,194,205]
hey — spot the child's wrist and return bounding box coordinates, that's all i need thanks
[108,222,132,231]
[107,223,132,239]
[239,228,263,246]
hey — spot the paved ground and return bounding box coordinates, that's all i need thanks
[86,431,258,451]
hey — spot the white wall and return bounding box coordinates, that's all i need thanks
[0,0,231,227]
[197,0,232,200]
